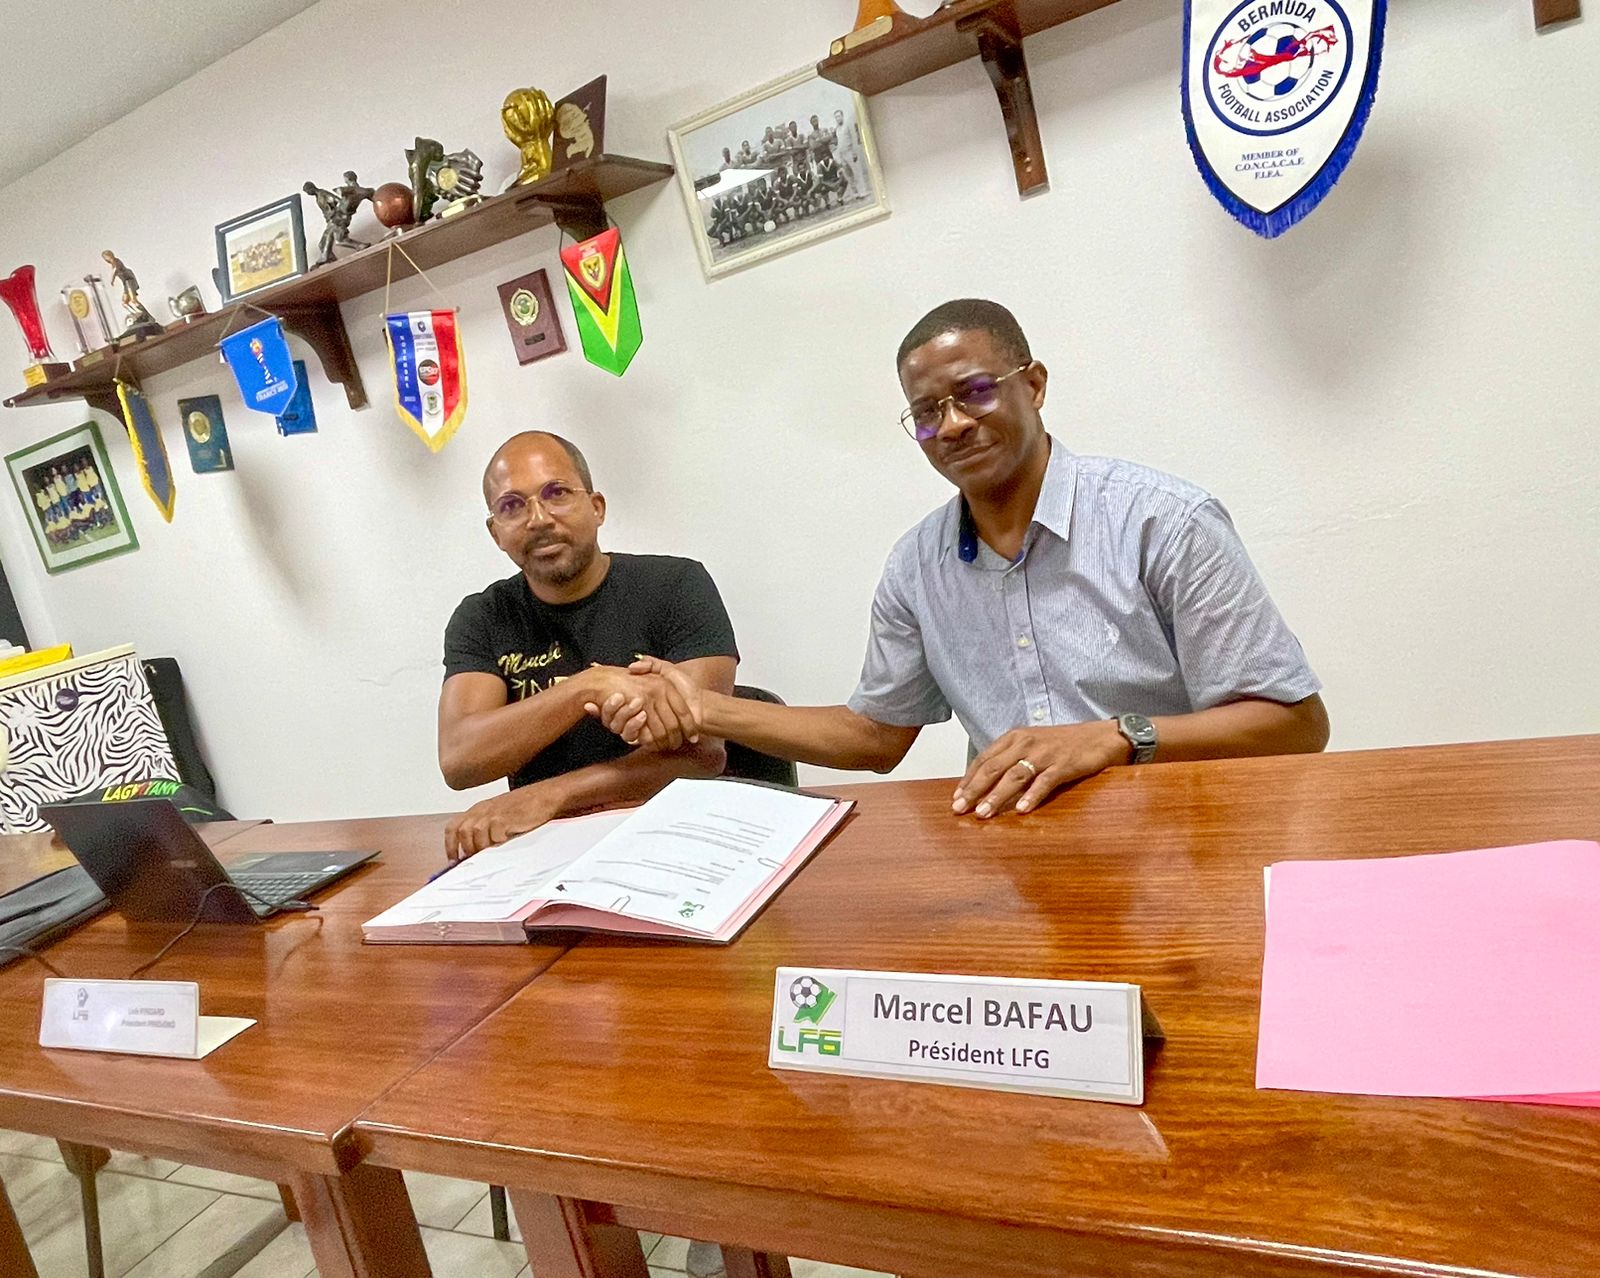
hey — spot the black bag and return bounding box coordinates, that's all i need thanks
[70,777,235,823]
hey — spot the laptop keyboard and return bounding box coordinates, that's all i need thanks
[228,871,328,908]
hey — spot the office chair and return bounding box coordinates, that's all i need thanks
[720,685,798,788]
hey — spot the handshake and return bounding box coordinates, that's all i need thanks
[581,657,706,751]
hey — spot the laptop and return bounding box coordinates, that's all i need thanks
[40,798,378,923]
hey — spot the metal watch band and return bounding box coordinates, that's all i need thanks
[1117,713,1158,765]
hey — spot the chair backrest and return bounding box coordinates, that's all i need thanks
[721,685,798,788]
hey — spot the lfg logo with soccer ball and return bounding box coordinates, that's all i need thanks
[775,974,842,1056]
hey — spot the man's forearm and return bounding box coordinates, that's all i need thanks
[698,695,913,773]
[536,739,729,817]
[440,677,595,789]
[1151,694,1329,763]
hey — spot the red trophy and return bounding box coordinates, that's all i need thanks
[0,266,68,387]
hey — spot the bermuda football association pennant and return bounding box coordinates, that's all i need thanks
[217,316,298,416]
[558,227,642,376]
[385,310,468,452]
[115,380,175,522]
[1183,0,1385,237]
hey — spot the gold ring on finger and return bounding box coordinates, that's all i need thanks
[1016,758,1038,778]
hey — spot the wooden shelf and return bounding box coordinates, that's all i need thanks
[821,0,1117,197]
[823,0,1578,192]
[4,154,673,418]
[819,0,1113,97]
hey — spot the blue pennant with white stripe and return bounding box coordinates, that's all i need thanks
[1183,0,1385,237]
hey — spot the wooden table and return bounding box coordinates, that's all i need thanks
[0,813,569,1278]
[357,737,1600,1278]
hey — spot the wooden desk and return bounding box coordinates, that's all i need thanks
[358,737,1600,1278]
[0,813,569,1278]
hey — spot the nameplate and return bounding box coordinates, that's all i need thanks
[39,979,255,1060]
[769,967,1148,1104]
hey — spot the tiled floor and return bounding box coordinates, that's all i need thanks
[1,1130,889,1278]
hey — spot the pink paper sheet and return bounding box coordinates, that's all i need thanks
[1257,840,1600,1099]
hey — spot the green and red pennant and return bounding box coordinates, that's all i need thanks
[558,227,641,376]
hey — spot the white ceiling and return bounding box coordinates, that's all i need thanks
[0,0,319,191]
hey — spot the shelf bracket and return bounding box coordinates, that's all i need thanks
[545,198,609,244]
[959,6,1049,197]
[277,304,368,411]
[83,389,124,423]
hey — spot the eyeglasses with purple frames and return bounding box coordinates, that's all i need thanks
[899,363,1033,441]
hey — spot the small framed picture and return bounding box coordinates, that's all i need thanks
[5,421,138,574]
[214,194,309,301]
[668,66,890,281]
[178,394,234,473]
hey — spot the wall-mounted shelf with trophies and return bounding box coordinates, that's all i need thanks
[3,154,673,421]
[818,0,1118,198]
[819,0,1578,199]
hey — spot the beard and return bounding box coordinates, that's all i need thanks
[522,535,597,586]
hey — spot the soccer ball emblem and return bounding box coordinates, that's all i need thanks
[789,976,824,1010]
[1237,23,1316,102]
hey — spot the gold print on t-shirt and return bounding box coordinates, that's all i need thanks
[498,643,564,702]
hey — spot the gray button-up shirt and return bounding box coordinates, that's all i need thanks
[847,440,1321,751]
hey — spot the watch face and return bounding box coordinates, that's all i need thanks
[1122,714,1155,742]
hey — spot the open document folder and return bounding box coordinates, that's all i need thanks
[364,778,852,945]
[1257,840,1600,1104]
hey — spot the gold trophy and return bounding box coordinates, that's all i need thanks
[830,0,912,55]
[0,266,68,387]
[502,87,555,187]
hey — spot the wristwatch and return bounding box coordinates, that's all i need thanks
[1116,713,1158,764]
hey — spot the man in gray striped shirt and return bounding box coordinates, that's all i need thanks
[599,298,1329,819]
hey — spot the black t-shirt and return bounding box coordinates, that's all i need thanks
[443,554,739,790]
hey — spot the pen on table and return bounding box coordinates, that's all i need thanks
[427,862,456,883]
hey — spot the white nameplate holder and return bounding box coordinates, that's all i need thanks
[770,967,1163,1105]
[39,979,255,1060]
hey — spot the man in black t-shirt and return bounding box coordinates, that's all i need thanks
[438,431,738,860]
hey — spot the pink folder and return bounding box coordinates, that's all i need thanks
[1257,840,1600,1100]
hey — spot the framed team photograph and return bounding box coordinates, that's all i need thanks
[214,194,309,301]
[668,66,890,280]
[5,421,138,574]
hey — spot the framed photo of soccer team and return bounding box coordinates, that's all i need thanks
[668,66,890,280]
[5,422,138,574]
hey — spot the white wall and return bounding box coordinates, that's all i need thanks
[0,0,1594,821]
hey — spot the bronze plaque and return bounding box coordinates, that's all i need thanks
[497,268,567,365]
[550,75,608,171]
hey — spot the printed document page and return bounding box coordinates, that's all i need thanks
[547,780,835,932]
[363,810,629,928]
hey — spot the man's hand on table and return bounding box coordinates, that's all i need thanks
[444,784,560,862]
[953,721,1130,819]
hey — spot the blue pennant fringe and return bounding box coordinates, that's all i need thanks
[1182,0,1387,238]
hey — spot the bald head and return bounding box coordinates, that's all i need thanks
[481,431,593,504]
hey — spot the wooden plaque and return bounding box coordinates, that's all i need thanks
[550,75,608,172]
[497,269,567,365]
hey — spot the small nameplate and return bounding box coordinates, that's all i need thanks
[39,979,254,1060]
[770,967,1148,1104]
